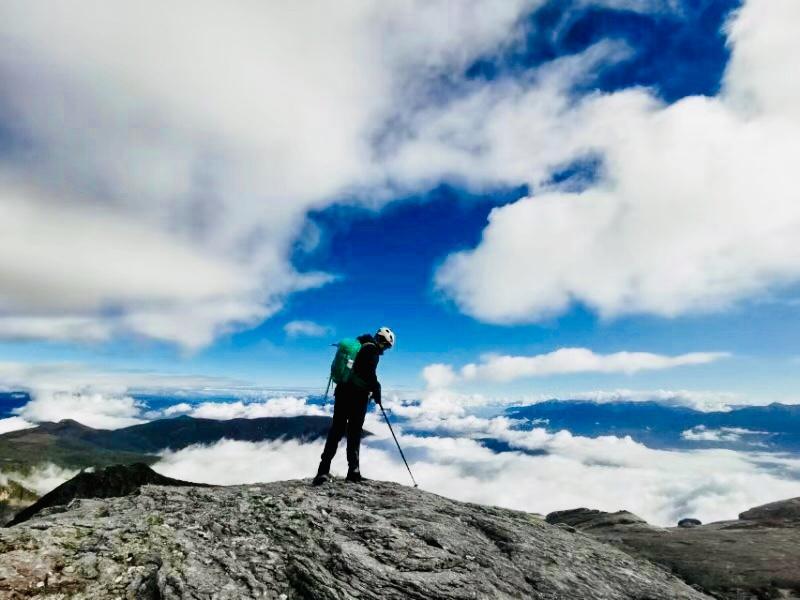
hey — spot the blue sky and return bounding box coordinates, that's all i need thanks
[2,0,800,405]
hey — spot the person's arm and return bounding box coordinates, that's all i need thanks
[373,380,382,406]
[357,343,382,405]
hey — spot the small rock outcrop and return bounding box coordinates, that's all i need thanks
[6,463,204,527]
[545,508,655,532]
[677,518,702,528]
[547,499,800,599]
[739,496,800,522]
[0,478,711,599]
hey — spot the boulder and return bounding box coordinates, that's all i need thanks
[677,518,702,528]
[546,508,653,532]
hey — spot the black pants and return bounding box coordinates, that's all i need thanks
[318,383,369,474]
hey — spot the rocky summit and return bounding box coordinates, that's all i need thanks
[547,500,800,599]
[0,477,710,600]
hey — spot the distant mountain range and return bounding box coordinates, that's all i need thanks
[0,414,335,473]
[508,400,800,452]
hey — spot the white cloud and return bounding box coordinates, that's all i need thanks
[13,390,146,430]
[550,389,745,412]
[556,389,744,412]
[0,0,544,348]
[155,439,323,486]
[0,316,114,344]
[0,0,782,347]
[1,0,790,349]
[418,0,800,324]
[162,396,328,420]
[161,403,194,417]
[416,330,730,415]
[390,388,492,421]
[0,361,248,398]
[0,464,79,496]
[681,425,769,443]
[0,360,333,427]
[0,175,327,350]
[577,0,679,10]
[152,410,800,526]
[424,347,728,387]
[284,320,333,338]
[397,387,759,427]
[421,364,460,389]
[0,416,35,435]
[464,348,728,382]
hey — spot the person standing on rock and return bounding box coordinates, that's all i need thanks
[313,327,395,485]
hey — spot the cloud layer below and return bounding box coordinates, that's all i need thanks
[153,409,800,526]
[2,384,798,528]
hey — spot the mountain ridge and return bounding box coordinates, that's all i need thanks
[508,400,800,452]
[0,414,337,472]
[0,415,342,526]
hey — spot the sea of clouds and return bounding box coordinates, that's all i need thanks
[151,403,800,527]
[3,387,799,527]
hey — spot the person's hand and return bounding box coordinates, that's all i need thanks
[373,395,382,407]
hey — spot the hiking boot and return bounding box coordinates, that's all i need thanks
[345,469,366,483]
[312,473,330,486]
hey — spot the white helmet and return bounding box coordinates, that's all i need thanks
[375,327,395,349]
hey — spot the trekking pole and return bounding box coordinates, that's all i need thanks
[323,375,332,402]
[322,342,337,403]
[379,404,418,488]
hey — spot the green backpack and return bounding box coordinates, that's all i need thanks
[330,338,362,384]
[324,338,362,399]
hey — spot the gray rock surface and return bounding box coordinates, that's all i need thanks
[547,498,800,600]
[0,479,711,599]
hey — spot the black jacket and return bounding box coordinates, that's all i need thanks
[342,333,382,403]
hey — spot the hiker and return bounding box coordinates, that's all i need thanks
[313,327,395,485]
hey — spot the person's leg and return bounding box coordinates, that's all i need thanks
[316,392,347,477]
[345,394,370,480]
